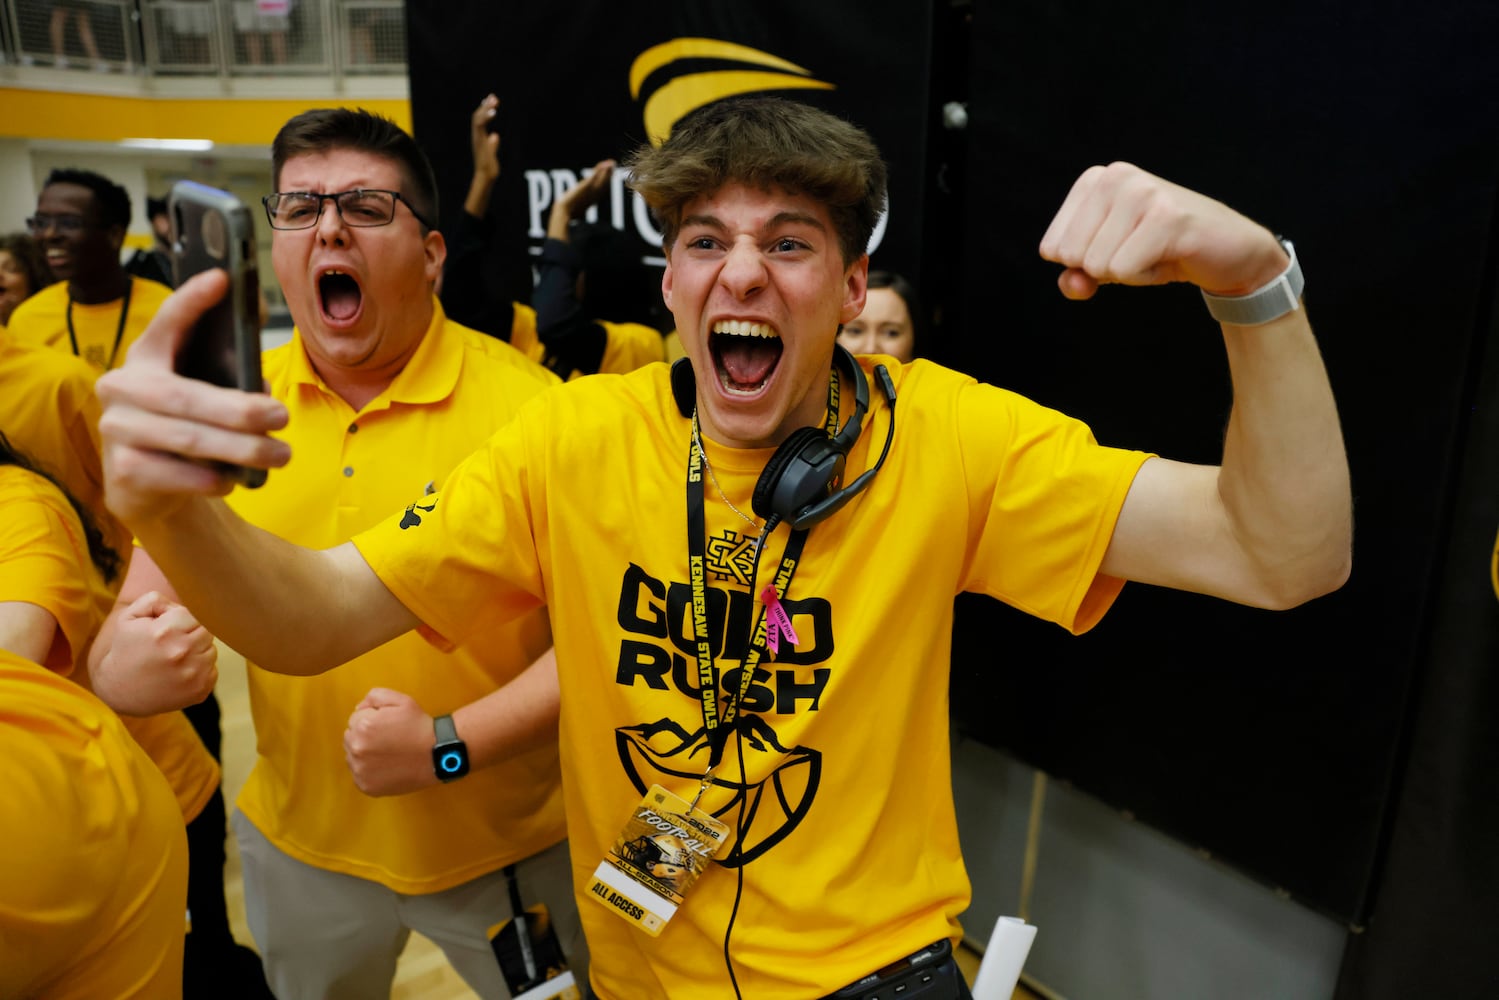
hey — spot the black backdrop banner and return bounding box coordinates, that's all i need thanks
[406,1,935,313]
[1334,163,1499,1000]
[947,0,1499,955]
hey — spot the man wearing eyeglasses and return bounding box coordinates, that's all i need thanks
[9,168,173,372]
[93,108,584,1000]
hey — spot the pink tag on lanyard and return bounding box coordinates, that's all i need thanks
[761,585,800,655]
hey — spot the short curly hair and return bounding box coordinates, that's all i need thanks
[625,97,887,266]
[43,168,132,230]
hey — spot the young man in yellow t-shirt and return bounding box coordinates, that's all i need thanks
[9,169,172,373]
[94,108,585,1000]
[96,98,1351,999]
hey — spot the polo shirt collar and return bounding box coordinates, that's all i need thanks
[285,295,461,412]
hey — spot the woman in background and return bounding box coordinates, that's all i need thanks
[0,232,53,327]
[837,269,926,363]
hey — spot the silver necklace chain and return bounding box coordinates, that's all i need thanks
[693,416,761,530]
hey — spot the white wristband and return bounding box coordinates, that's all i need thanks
[1201,238,1303,326]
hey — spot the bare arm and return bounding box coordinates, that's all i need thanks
[463,93,501,218]
[96,271,420,674]
[343,647,561,797]
[0,602,61,666]
[545,159,615,242]
[1039,163,1351,609]
[138,500,414,676]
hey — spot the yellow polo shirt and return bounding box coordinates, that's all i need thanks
[229,298,566,893]
[7,277,173,373]
[0,650,188,1000]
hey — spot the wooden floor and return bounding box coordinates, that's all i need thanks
[216,644,1039,1000]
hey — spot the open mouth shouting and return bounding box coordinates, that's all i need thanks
[711,320,782,395]
[317,267,363,326]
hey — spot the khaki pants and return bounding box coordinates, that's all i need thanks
[233,811,586,999]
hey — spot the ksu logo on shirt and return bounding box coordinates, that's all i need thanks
[610,527,833,866]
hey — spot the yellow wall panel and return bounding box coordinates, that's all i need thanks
[0,88,411,146]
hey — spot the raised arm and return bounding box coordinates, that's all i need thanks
[544,159,615,244]
[96,270,419,674]
[462,93,502,220]
[534,159,617,375]
[1039,162,1351,609]
[343,647,562,797]
[441,94,515,336]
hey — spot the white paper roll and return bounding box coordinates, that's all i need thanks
[970,915,1037,1000]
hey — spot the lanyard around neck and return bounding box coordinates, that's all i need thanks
[66,278,133,370]
[684,371,839,769]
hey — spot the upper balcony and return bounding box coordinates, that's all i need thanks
[1,0,409,94]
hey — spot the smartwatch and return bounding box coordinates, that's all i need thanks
[431,714,470,782]
[1201,237,1304,327]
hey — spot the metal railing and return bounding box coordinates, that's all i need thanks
[1,0,406,77]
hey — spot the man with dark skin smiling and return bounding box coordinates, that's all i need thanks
[9,169,172,373]
[97,97,1351,999]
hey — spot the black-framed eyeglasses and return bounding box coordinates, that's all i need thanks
[260,189,435,231]
[25,213,92,235]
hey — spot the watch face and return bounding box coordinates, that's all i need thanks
[433,742,470,781]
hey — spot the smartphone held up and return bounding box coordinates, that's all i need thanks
[167,180,268,488]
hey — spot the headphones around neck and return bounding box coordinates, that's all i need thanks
[672,343,897,531]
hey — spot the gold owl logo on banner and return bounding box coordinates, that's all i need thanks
[630,38,835,145]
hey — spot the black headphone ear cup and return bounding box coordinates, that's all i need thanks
[670,357,696,418]
[752,426,828,523]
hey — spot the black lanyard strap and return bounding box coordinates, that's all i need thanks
[66,278,133,370]
[685,372,840,769]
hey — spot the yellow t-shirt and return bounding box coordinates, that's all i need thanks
[597,320,667,375]
[0,466,219,824]
[0,333,132,561]
[510,302,665,380]
[354,357,1150,998]
[228,300,566,894]
[7,277,173,373]
[0,465,103,673]
[0,650,188,1000]
[119,712,220,825]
